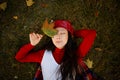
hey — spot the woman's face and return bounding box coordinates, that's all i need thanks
[52,27,68,49]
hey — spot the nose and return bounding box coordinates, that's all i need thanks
[56,34,61,39]
[54,33,61,39]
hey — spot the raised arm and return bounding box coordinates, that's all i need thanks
[74,29,96,58]
[15,33,44,63]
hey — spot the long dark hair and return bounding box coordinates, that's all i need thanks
[60,32,78,80]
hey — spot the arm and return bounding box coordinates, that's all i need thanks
[15,43,44,63]
[74,29,96,58]
[15,33,44,63]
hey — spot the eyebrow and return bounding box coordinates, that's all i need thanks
[59,31,67,33]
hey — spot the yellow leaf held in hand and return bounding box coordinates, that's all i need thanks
[0,2,7,11]
[41,19,58,37]
[85,58,93,68]
[26,0,34,6]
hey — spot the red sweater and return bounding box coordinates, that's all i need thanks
[15,29,96,64]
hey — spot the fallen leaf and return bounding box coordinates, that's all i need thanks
[14,75,18,79]
[40,3,48,8]
[95,47,102,51]
[41,18,58,37]
[0,2,7,11]
[13,16,18,20]
[95,10,99,17]
[26,0,34,6]
[85,58,93,68]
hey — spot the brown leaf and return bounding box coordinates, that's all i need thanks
[26,0,34,7]
[95,47,102,51]
[41,18,57,37]
[0,2,7,11]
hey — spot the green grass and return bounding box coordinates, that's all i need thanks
[0,0,119,80]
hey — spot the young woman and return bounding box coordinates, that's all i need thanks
[15,20,97,80]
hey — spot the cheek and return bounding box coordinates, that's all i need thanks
[51,38,55,43]
[51,37,57,46]
[63,36,68,44]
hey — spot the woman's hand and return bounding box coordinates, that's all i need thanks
[29,32,43,46]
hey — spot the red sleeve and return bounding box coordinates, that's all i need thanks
[15,43,44,63]
[74,29,96,58]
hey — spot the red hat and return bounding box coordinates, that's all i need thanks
[54,20,74,35]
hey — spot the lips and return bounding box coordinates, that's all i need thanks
[56,41,62,43]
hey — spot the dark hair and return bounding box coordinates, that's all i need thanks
[60,32,78,80]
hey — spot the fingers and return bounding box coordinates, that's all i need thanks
[29,32,43,46]
[32,32,37,38]
[30,32,42,38]
[36,33,43,38]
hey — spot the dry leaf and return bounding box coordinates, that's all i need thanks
[41,18,57,37]
[95,10,99,17]
[14,75,18,79]
[0,2,7,11]
[26,0,34,6]
[40,3,48,8]
[95,48,102,51]
[85,58,93,68]
[13,16,18,20]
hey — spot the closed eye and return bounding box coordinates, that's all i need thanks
[60,33,65,35]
